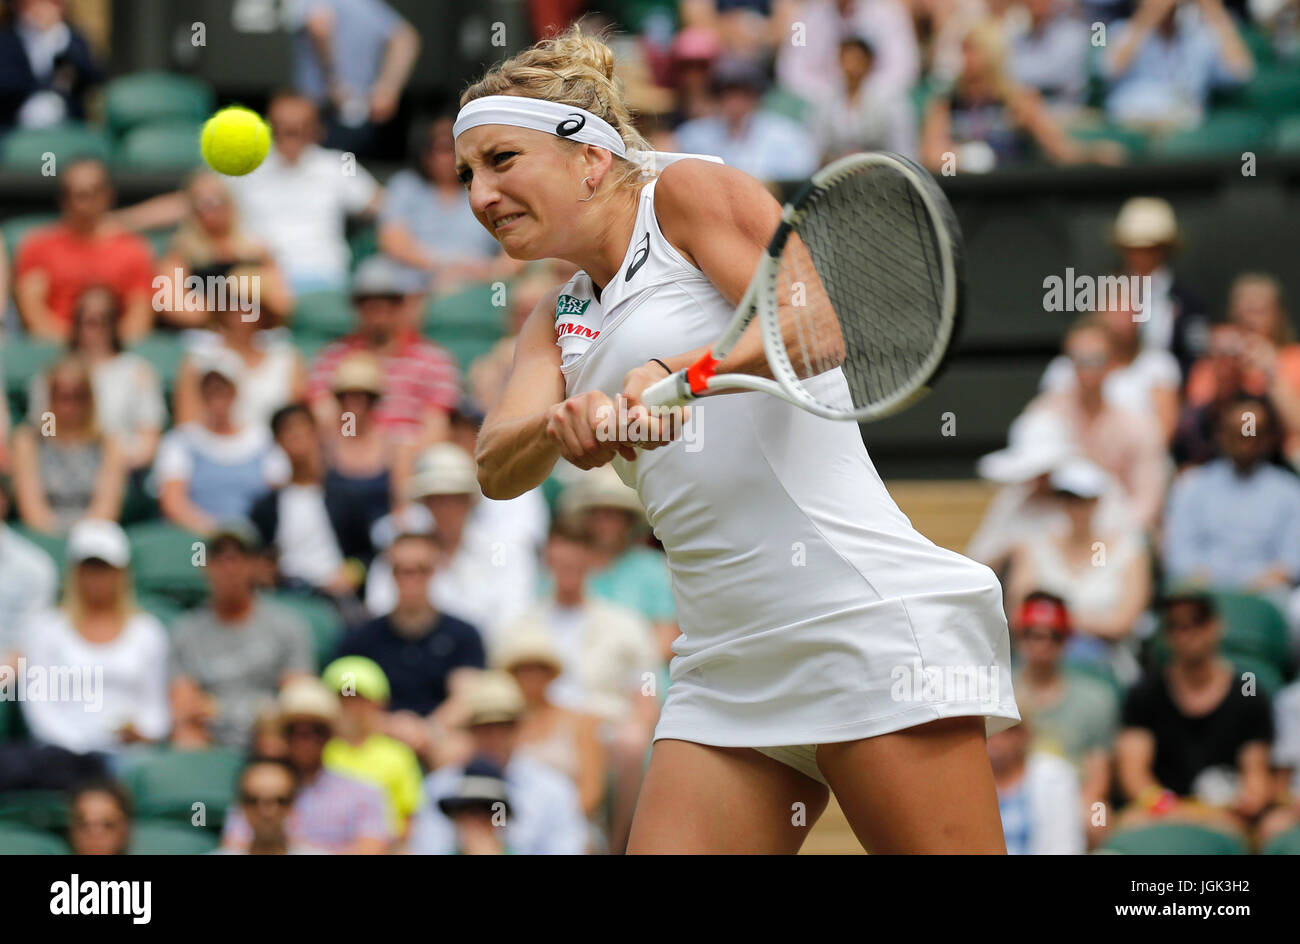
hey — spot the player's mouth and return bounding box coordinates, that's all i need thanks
[493,213,526,231]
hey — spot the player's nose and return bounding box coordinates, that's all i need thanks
[467,174,500,216]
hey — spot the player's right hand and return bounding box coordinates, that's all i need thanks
[544,391,638,470]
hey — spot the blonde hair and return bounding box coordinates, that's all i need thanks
[62,562,137,626]
[460,26,652,194]
[42,354,101,440]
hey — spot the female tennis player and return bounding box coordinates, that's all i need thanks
[461,28,1020,854]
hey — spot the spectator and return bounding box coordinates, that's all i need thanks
[154,348,287,534]
[665,26,724,125]
[424,755,513,854]
[320,353,393,566]
[1116,590,1274,828]
[227,92,383,293]
[1184,273,1300,467]
[26,286,165,470]
[14,159,154,341]
[320,656,424,838]
[560,466,677,657]
[1163,395,1300,597]
[169,521,316,750]
[18,519,170,756]
[338,531,485,717]
[1172,322,1254,467]
[67,781,132,856]
[11,354,126,534]
[1260,677,1300,845]
[812,34,917,163]
[968,408,1136,574]
[289,0,422,156]
[922,23,1116,172]
[1006,0,1091,114]
[172,292,307,432]
[0,0,103,130]
[774,0,921,102]
[0,478,57,662]
[155,171,293,330]
[1111,197,1209,382]
[494,624,608,821]
[250,403,360,604]
[673,56,819,185]
[1104,0,1254,130]
[220,677,392,854]
[217,758,327,854]
[408,670,587,854]
[307,256,459,448]
[1037,296,1181,442]
[377,114,517,300]
[364,444,542,638]
[1004,459,1151,680]
[988,712,1086,854]
[1022,316,1170,530]
[1009,592,1120,838]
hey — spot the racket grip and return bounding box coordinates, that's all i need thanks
[642,369,694,408]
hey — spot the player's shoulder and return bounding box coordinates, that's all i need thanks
[655,159,778,241]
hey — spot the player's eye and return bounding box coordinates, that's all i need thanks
[493,151,517,165]
[457,167,472,186]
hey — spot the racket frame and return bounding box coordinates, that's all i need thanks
[641,151,961,422]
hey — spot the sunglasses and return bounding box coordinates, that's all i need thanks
[241,792,293,808]
[1020,627,1067,643]
[285,723,331,740]
[1165,616,1210,633]
[1070,354,1109,369]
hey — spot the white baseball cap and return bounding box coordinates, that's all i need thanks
[977,410,1077,484]
[1049,457,1111,500]
[1113,197,1179,249]
[66,519,131,567]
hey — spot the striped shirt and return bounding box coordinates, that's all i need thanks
[308,332,460,441]
[222,769,392,852]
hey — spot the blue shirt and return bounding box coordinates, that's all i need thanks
[1104,17,1248,125]
[335,612,485,715]
[289,0,402,104]
[1163,459,1300,587]
[378,169,501,290]
[673,111,819,183]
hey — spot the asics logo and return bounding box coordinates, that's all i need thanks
[625,233,650,282]
[555,114,586,137]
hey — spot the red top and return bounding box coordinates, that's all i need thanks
[15,223,155,334]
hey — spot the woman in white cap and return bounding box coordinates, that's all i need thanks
[463,27,1019,852]
[18,519,170,758]
[1002,458,1152,683]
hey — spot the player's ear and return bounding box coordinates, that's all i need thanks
[580,143,614,185]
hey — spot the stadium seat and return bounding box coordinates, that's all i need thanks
[424,282,506,366]
[1068,123,1149,162]
[1149,111,1271,159]
[1262,825,1300,855]
[1,212,57,254]
[1100,821,1248,854]
[115,121,204,171]
[126,521,209,607]
[121,747,243,826]
[104,72,214,136]
[8,524,67,572]
[265,591,343,669]
[127,332,186,392]
[1276,116,1300,153]
[0,124,113,171]
[1241,67,1300,118]
[291,290,355,343]
[128,820,220,854]
[135,592,185,630]
[2,335,62,422]
[761,86,811,124]
[0,790,69,832]
[0,825,71,854]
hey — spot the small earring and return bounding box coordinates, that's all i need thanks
[579,176,597,202]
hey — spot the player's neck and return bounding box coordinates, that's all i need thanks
[565,186,641,298]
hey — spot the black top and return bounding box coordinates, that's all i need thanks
[1122,669,1273,796]
[335,612,485,715]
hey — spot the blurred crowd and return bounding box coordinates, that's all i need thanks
[0,0,1297,855]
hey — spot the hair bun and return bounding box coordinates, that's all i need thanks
[550,30,617,82]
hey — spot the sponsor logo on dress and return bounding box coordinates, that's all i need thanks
[555,294,591,319]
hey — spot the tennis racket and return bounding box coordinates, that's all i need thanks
[641,151,964,422]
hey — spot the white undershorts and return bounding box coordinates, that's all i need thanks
[752,744,827,786]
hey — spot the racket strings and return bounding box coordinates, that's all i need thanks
[779,164,948,412]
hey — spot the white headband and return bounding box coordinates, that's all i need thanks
[453,94,723,175]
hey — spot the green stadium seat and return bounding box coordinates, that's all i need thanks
[1149,111,1271,159]
[128,819,220,854]
[438,333,499,375]
[115,121,204,171]
[1,212,58,254]
[1100,821,1248,854]
[424,281,500,334]
[1241,68,1300,118]
[135,592,185,630]
[0,790,69,832]
[0,124,113,171]
[126,521,209,607]
[121,747,243,826]
[8,524,67,572]
[0,825,71,854]
[761,86,811,124]
[127,333,186,392]
[348,225,379,270]
[1275,116,1300,153]
[265,591,342,669]
[1068,123,1150,162]
[2,335,62,423]
[104,72,214,136]
[291,290,355,343]
[1240,25,1275,66]
[1263,825,1300,855]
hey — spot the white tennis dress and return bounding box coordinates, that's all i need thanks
[557,176,1019,781]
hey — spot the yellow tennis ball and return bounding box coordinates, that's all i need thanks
[200,106,270,176]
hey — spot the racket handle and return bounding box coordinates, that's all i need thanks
[642,369,694,408]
